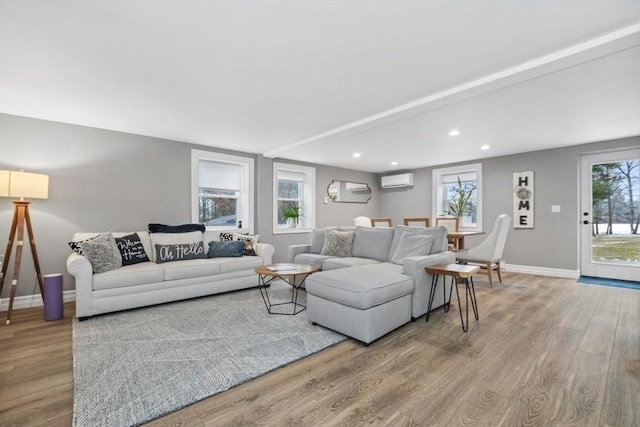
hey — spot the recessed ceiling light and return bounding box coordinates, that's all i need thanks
[390,161,398,166]
[481,145,490,150]
[352,152,361,158]
[448,129,460,136]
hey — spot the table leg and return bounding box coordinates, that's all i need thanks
[257,274,276,313]
[425,273,439,322]
[454,276,480,332]
[258,273,308,315]
[469,276,479,320]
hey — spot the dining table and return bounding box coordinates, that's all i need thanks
[447,231,485,251]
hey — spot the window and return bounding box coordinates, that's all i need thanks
[191,150,254,231]
[273,162,315,233]
[432,163,482,231]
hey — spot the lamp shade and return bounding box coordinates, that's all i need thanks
[0,170,9,197]
[0,170,49,199]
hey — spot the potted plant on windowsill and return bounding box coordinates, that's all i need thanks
[282,204,302,228]
[447,177,476,220]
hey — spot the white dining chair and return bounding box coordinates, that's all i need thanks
[455,214,511,287]
[354,216,372,227]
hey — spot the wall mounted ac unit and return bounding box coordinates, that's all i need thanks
[381,173,414,189]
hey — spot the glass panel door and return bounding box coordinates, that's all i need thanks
[580,148,640,281]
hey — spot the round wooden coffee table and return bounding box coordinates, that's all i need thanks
[255,264,318,315]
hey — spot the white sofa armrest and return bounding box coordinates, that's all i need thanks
[288,244,311,263]
[67,253,94,318]
[255,243,275,265]
[402,251,456,318]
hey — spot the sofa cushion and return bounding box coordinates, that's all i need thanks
[321,257,382,271]
[207,241,245,258]
[293,253,334,269]
[321,229,354,257]
[209,256,264,274]
[81,232,122,274]
[155,242,207,264]
[162,259,222,280]
[115,233,150,266]
[391,234,434,264]
[388,226,447,260]
[351,226,394,261]
[93,262,164,291]
[150,231,203,262]
[305,264,413,310]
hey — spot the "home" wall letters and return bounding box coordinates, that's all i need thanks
[513,171,534,229]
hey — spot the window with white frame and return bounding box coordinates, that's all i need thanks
[432,163,482,231]
[273,162,315,233]
[191,150,254,231]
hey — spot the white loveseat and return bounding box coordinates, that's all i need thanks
[68,230,274,319]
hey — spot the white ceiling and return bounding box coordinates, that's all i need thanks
[1,1,639,173]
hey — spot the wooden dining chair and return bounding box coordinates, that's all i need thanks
[436,217,460,251]
[370,217,393,227]
[403,217,430,227]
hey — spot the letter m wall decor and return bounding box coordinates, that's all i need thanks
[513,171,534,229]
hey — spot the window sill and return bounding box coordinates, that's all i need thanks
[273,227,312,235]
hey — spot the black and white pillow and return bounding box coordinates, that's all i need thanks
[115,233,150,266]
[219,232,235,242]
[68,240,85,255]
[68,235,99,255]
[154,241,206,264]
[233,233,260,256]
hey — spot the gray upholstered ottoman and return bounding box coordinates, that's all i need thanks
[305,263,414,345]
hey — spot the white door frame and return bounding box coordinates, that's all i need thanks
[579,147,640,281]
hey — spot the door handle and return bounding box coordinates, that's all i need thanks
[583,220,591,225]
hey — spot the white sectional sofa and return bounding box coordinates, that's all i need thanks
[68,230,274,319]
[288,225,455,344]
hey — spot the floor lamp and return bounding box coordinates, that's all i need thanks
[0,170,49,325]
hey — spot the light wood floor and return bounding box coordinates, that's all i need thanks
[1,273,638,426]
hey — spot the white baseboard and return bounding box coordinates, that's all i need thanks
[504,264,580,279]
[0,264,579,311]
[0,290,76,312]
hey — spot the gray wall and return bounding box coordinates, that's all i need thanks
[378,136,640,270]
[0,114,378,296]
[2,113,638,298]
[257,156,379,263]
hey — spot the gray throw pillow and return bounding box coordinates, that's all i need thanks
[80,232,123,273]
[320,229,354,258]
[351,226,394,261]
[391,234,434,264]
[207,241,245,258]
[155,242,206,264]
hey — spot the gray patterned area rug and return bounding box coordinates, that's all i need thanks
[72,282,346,426]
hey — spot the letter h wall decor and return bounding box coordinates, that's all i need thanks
[513,171,534,228]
